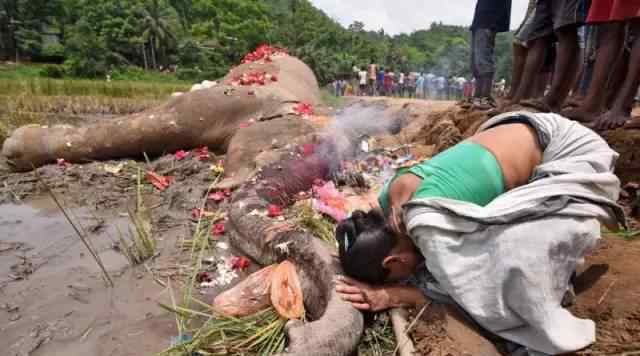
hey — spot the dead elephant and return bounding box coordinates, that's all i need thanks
[2,55,321,187]
[226,150,365,356]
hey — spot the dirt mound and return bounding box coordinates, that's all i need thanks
[372,101,492,155]
[605,128,640,185]
[571,236,640,355]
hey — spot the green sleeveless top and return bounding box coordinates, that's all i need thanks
[378,142,506,216]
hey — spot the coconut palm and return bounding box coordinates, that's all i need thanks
[138,0,179,69]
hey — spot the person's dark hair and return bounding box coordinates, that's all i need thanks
[335,209,397,284]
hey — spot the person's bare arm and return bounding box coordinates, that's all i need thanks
[387,173,422,235]
[336,276,428,311]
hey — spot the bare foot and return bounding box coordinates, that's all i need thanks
[520,98,554,112]
[560,106,601,123]
[594,109,631,131]
[562,96,584,109]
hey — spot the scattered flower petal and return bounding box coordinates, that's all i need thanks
[208,191,226,202]
[241,44,288,64]
[146,171,174,191]
[57,158,71,168]
[103,163,123,174]
[191,208,219,220]
[212,223,225,236]
[267,204,283,218]
[194,147,210,161]
[210,163,225,175]
[230,256,251,271]
[174,150,189,161]
[293,102,314,117]
[301,143,316,157]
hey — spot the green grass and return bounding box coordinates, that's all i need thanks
[293,201,337,246]
[358,313,396,356]
[609,229,640,241]
[0,62,191,84]
[0,63,191,145]
[0,63,190,99]
[0,63,45,79]
[0,78,189,98]
[320,88,346,108]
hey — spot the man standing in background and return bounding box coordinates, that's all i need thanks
[368,60,378,96]
[470,0,513,109]
[352,64,361,96]
[416,73,425,99]
[359,67,368,96]
[377,67,385,95]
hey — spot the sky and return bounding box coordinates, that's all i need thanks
[308,0,529,35]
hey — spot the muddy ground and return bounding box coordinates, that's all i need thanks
[1,99,639,356]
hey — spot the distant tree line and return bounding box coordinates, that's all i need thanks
[0,0,513,83]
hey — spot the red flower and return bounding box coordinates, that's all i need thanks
[191,208,204,219]
[57,158,71,168]
[271,75,278,82]
[212,223,225,236]
[174,150,189,161]
[241,44,288,64]
[146,171,174,191]
[230,256,251,271]
[223,188,232,197]
[301,143,316,157]
[267,204,283,218]
[208,191,226,202]
[194,147,210,161]
[293,103,314,116]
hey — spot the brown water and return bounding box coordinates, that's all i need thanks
[0,199,177,356]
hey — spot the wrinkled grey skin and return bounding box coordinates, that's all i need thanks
[227,184,364,356]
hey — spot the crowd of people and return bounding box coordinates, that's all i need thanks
[332,70,507,101]
[471,0,639,130]
[332,70,475,100]
[333,0,639,130]
[332,66,508,101]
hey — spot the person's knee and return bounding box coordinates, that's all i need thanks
[556,26,578,42]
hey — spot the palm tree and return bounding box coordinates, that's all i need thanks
[139,0,177,69]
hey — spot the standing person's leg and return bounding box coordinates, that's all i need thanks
[512,38,550,102]
[605,43,630,107]
[471,28,497,108]
[596,20,640,129]
[566,29,586,105]
[539,25,580,111]
[562,23,625,121]
[507,43,528,100]
[471,29,483,99]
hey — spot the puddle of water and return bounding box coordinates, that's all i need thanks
[0,198,129,280]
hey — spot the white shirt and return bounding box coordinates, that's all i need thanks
[359,71,368,85]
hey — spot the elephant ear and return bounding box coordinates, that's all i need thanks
[213,265,276,317]
[270,260,305,320]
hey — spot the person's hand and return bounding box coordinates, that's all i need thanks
[335,276,391,312]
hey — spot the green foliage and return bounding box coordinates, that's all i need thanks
[40,64,66,78]
[1,0,515,85]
